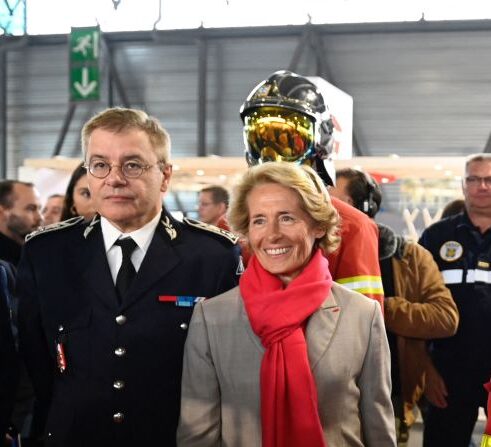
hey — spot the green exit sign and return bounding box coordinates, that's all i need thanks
[70,66,100,101]
[70,26,100,101]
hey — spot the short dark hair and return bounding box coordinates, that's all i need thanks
[201,186,230,208]
[441,198,465,219]
[60,162,87,221]
[0,180,35,209]
[335,168,382,218]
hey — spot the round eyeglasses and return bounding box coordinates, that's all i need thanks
[84,160,163,179]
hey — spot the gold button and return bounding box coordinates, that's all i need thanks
[113,412,124,423]
[115,315,127,325]
[115,347,126,357]
[113,380,125,390]
[180,323,188,330]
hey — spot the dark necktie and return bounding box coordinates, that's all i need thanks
[114,238,137,303]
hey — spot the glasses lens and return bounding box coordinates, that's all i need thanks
[89,160,110,178]
[122,162,144,178]
[244,107,315,163]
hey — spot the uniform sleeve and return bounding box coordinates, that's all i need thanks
[216,216,251,267]
[0,264,19,436]
[17,247,54,430]
[212,244,242,296]
[177,302,221,446]
[384,243,459,339]
[328,197,384,307]
[358,302,397,446]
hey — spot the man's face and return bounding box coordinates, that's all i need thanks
[42,196,64,225]
[86,128,172,233]
[198,191,226,226]
[463,160,491,212]
[5,184,43,240]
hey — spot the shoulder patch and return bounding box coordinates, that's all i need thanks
[439,240,463,262]
[183,218,239,244]
[25,216,85,242]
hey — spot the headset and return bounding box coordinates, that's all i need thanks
[362,173,379,217]
[346,170,381,218]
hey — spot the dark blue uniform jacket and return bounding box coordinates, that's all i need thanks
[420,211,491,405]
[17,211,241,447]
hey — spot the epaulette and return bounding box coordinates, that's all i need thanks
[25,216,85,242]
[183,218,239,244]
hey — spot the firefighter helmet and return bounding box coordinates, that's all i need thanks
[240,70,335,185]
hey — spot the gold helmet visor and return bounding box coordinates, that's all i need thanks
[243,107,315,164]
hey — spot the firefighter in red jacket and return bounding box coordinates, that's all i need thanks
[237,70,383,305]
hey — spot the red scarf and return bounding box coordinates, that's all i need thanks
[240,249,332,447]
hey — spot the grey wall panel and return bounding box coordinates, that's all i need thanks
[205,36,301,158]
[319,30,491,155]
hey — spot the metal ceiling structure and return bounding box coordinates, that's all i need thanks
[2,18,491,179]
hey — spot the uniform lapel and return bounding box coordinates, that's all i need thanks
[306,291,341,370]
[80,218,120,310]
[121,212,181,309]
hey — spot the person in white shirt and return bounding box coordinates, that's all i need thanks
[17,107,241,447]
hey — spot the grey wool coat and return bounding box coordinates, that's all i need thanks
[177,282,397,447]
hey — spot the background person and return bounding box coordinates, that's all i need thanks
[419,153,491,447]
[18,107,241,447]
[197,185,229,226]
[177,162,396,447]
[331,167,459,446]
[441,198,465,220]
[60,162,96,221]
[41,194,64,226]
[239,70,384,305]
[0,181,43,266]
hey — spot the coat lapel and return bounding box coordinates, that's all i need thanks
[239,295,264,353]
[80,218,120,310]
[306,291,341,370]
[238,289,341,361]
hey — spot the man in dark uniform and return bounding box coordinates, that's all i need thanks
[420,153,491,446]
[17,107,241,447]
[0,181,43,265]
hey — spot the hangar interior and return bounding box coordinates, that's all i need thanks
[2,5,491,233]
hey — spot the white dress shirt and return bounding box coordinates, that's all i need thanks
[101,211,162,284]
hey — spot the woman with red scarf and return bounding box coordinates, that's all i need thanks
[177,162,396,447]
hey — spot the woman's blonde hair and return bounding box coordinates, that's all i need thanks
[228,162,340,254]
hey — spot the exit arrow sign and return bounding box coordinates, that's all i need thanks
[69,26,101,102]
[70,66,99,100]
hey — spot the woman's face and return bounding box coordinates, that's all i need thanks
[247,182,325,285]
[73,174,96,220]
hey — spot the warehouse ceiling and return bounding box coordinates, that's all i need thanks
[3,18,491,178]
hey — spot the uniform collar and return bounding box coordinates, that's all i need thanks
[100,210,162,254]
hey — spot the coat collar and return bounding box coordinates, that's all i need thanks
[239,287,341,369]
[378,222,405,261]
